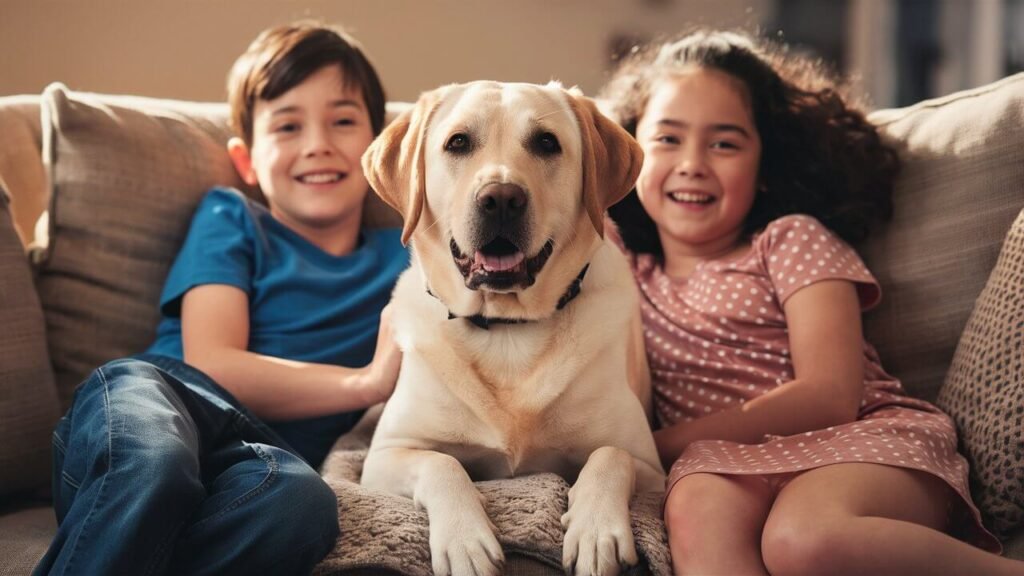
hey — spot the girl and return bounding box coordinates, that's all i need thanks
[601,30,1017,575]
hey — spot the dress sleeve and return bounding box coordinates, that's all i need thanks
[757,214,881,310]
[158,189,255,317]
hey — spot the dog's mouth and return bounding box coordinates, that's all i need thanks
[451,237,554,291]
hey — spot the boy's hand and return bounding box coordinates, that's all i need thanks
[365,304,402,404]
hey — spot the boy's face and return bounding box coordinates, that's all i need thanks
[231,65,374,236]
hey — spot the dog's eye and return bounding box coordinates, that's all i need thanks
[530,131,562,157]
[445,133,472,154]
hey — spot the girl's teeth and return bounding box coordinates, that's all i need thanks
[669,192,713,203]
[299,173,341,184]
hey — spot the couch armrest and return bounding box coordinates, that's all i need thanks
[0,95,46,248]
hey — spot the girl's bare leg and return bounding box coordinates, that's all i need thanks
[761,463,1022,576]
[665,472,774,575]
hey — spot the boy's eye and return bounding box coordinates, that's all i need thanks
[274,122,300,134]
[710,140,739,150]
[334,117,356,127]
[654,135,680,145]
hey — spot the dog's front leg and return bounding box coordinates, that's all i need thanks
[561,446,638,576]
[363,447,504,576]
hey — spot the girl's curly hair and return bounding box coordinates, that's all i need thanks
[600,30,899,258]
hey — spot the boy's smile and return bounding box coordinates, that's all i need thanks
[229,65,375,255]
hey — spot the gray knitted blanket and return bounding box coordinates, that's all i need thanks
[315,408,671,575]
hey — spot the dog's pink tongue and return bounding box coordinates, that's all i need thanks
[474,251,525,272]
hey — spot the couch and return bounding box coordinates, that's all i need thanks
[1,72,1022,574]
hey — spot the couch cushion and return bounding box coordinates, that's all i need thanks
[0,185,60,497]
[861,72,1024,402]
[35,84,405,409]
[0,502,54,575]
[936,208,1024,539]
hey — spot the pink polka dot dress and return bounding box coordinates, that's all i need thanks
[623,214,998,551]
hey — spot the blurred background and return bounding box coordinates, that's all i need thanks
[0,0,1020,110]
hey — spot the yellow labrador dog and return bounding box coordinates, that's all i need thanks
[361,81,664,576]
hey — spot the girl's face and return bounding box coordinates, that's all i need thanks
[634,68,761,258]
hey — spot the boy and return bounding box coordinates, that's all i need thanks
[34,22,407,575]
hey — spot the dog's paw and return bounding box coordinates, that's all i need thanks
[428,507,504,576]
[560,497,637,576]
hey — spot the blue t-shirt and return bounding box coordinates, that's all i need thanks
[148,188,409,466]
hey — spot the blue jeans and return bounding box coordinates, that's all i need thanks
[33,355,340,576]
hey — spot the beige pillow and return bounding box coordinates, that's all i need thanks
[861,72,1024,402]
[937,208,1024,539]
[35,84,402,409]
[0,184,60,496]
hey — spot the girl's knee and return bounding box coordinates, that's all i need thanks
[762,514,845,576]
[664,475,741,548]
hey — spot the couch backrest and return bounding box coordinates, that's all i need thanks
[1,75,1022,423]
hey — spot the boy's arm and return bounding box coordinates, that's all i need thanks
[180,283,400,421]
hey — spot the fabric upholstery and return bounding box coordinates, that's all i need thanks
[0,503,54,576]
[860,72,1024,403]
[937,208,1024,539]
[0,186,60,496]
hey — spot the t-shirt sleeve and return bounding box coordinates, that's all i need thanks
[757,214,881,310]
[158,189,255,317]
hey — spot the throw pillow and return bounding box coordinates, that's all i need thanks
[937,207,1024,539]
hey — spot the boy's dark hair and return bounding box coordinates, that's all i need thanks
[227,21,387,146]
[600,30,899,258]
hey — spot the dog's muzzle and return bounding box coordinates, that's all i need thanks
[449,182,551,291]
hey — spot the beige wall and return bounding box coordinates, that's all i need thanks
[0,0,772,103]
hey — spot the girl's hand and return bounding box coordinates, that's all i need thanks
[365,304,402,404]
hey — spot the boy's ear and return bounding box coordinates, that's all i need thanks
[227,137,259,187]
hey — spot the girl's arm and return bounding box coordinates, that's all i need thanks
[180,284,401,421]
[653,279,865,468]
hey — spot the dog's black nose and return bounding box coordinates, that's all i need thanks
[476,183,527,224]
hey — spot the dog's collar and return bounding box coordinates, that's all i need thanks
[427,264,590,330]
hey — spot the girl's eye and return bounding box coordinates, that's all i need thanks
[274,123,300,134]
[334,118,356,127]
[655,135,680,145]
[711,140,739,150]
[445,132,472,154]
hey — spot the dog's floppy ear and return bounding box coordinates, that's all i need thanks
[362,89,444,245]
[564,90,644,237]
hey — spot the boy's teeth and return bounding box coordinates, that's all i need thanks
[299,173,342,184]
[669,191,713,203]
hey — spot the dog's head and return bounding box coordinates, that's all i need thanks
[363,81,641,320]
